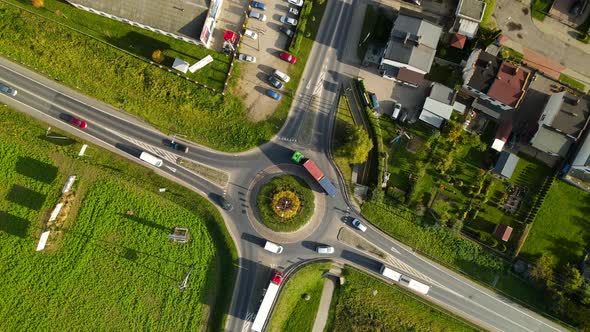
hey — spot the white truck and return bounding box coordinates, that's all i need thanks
[380,264,430,295]
[264,241,284,254]
[251,272,283,332]
[139,151,163,167]
[380,265,402,282]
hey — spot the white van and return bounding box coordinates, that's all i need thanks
[139,151,163,167]
[273,69,290,83]
[264,241,284,254]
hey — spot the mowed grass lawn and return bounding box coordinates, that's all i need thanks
[327,268,479,331]
[0,107,235,330]
[0,2,275,151]
[520,181,590,266]
[4,0,230,90]
[267,262,331,332]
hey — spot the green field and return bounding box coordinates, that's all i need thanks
[520,180,590,266]
[327,268,479,331]
[0,107,236,330]
[267,262,331,332]
[0,2,275,152]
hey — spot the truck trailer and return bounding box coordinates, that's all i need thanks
[251,272,283,332]
[292,151,337,197]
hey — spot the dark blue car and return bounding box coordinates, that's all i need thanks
[250,1,266,10]
[266,89,281,100]
[268,75,284,89]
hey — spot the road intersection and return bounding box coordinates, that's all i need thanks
[0,0,568,330]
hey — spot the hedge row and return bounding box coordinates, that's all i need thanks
[288,1,313,53]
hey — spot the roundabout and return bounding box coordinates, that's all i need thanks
[247,164,327,243]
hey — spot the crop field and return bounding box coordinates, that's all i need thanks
[0,2,276,152]
[267,262,331,332]
[0,107,235,330]
[327,268,479,331]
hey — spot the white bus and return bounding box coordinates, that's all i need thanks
[380,265,402,282]
[139,151,163,167]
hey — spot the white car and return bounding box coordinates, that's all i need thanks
[279,16,298,26]
[351,218,367,232]
[289,7,299,15]
[238,53,256,63]
[273,69,291,83]
[244,29,258,40]
[288,0,303,6]
[317,246,334,254]
[249,11,267,21]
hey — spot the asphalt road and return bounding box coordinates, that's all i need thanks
[0,0,568,330]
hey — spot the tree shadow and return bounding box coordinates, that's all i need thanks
[5,185,46,211]
[15,156,59,184]
[0,211,30,237]
[105,31,171,60]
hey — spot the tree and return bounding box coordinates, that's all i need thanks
[31,0,44,8]
[341,126,373,164]
[444,120,463,144]
[562,264,584,295]
[449,218,463,234]
[530,254,555,289]
[581,283,590,305]
[151,49,165,63]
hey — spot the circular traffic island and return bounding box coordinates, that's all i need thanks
[256,175,315,232]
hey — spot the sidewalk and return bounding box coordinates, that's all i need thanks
[311,263,343,332]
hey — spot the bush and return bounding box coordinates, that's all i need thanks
[257,176,315,232]
[289,33,304,52]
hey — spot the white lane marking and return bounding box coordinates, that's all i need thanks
[165,165,177,173]
[390,246,400,254]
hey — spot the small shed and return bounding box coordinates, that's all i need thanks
[493,224,513,242]
[172,58,189,73]
[493,151,519,179]
[450,33,467,49]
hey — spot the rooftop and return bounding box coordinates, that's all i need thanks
[450,33,467,49]
[494,151,519,178]
[429,83,454,105]
[67,0,209,40]
[493,224,513,242]
[466,51,502,92]
[572,129,590,167]
[457,0,486,20]
[486,62,529,107]
[383,13,442,73]
[530,126,573,157]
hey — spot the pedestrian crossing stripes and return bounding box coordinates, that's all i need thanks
[119,134,178,163]
[385,255,433,284]
[278,136,297,142]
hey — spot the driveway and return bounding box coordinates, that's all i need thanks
[494,0,590,77]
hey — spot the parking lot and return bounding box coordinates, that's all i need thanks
[220,0,302,121]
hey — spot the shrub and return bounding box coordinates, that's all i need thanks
[151,49,165,63]
[31,0,44,8]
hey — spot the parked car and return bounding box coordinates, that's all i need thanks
[0,82,17,96]
[280,15,298,26]
[59,113,87,129]
[250,0,266,10]
[279,52,297,64]
[351,218,367,232]
[249,11,267,21]
[317,246,334,254]
[268,75,284,89]
[279,26,294,38]
[266,89,282,100]
[238,53,256,62]
[288,0,303,7]
[162,139,189,153]
[289,7,299,15]
[273,69,291,83]
[244,29,258,40]
[392,102,402,120]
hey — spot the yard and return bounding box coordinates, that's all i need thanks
[520,180,590,267]
[267,262,331,332]
[325,267,479,331]
[0,107,236,331]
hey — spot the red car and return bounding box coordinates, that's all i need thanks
[60,113,88,129]
[271,272,283,285]
[279,52,297,64]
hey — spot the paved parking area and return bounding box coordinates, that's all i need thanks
[358,66,429,120]
[220,0,301,121]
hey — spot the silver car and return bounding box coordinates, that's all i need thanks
[317,246,335,254]
[0,82,17,96]
[238,53,256,63]
[249,11,267,21]
[279,15,298,26]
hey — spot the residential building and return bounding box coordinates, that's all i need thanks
[380,12,442,87]
[493,224,513,242]
[419,83,456,128]
[564,127,590,192]
[462,49,531,119]
[451,0,486,39]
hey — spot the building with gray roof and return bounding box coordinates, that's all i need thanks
[380,12,442,86]
[451,0,486,39]
[493,151,519,179]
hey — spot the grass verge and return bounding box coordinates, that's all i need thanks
[0,105,237,331]
[332,95,355,195]
[256,175,315,232]
[531,0,554,21]
[330,267,480,331]
[559,73,587,92]
[0,1,275,151]
[481,0,497,28]
[267,262,331,332]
